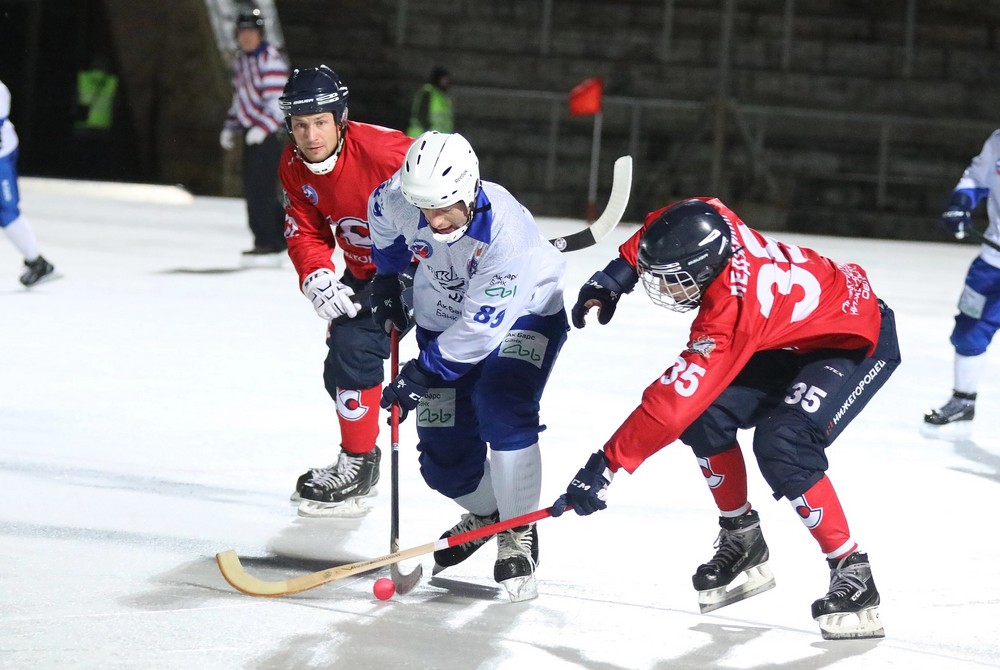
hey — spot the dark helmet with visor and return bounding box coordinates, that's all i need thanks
[636,199,733,312]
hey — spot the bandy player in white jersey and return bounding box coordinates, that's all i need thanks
[924,129,1000,435]
[367,131,568,601]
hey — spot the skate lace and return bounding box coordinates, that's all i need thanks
[310,452,362,489]
[706,528,747,568]
[449,512,494,537]
[497,526,534,562]
[826,564,867,599]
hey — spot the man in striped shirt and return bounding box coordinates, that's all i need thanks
[220,8,289,260]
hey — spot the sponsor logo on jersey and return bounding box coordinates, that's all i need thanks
[827,357,887,435]
[302,184,319,206]
[687,336,716,359]
[411,239,433,259]
[433,268,466,300]
[697,456,724,488]
[416,388,456,428]
[284,214,299,239]
[335,388,369,421]
[499,330,548,369]
[791,494,822,529]
[485,285,516,299]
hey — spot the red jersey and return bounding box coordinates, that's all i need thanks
[605,197,883,474]
[279,121,412,288]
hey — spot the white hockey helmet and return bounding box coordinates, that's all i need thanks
[401,132,480,211]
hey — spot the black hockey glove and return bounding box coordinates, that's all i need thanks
[381,358,436,422]
[571,257,638,329]
[551,450,614,517]
[370,273,411,335]
[940,191,973,240]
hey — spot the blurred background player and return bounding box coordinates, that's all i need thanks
[219,6,289,263]
[405,67,453,138]
[555,198,899,639]
[1,79,56,287]
[368,131,569,601]
[278,65,413,517]
[923,129,1000,437]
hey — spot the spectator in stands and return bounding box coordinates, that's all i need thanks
[406,67,453,138]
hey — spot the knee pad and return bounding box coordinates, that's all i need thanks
[950,313,995,357]
[752,415,828,500]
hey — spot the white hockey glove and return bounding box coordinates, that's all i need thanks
[303,269,361,321]
[245,126,268,146]
[219,127,237,151]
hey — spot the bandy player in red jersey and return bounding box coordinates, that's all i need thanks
[277,65,413,517]
[553,198,900,640]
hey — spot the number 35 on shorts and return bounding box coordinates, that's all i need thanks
[784,382,827,413]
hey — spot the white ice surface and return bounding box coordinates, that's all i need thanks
[2,178,998,669]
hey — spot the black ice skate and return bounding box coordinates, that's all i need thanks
[494,524,539,602]
[19,256,56,287]
[296,447,380,518]
[921,391,976,439]
[431,511,500,574]
[692,510,775,613]
[811,551,884,640]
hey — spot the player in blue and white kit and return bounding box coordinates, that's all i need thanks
[924,129,1000,436]
[1,79,56,287]
[367,131,568,601]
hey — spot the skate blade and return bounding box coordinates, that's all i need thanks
[919,420,973,441]
[21,271,63,288]
[816,605,885,640]
[499,574,538,602]
[698,562,776,613]
[296,496,371,518]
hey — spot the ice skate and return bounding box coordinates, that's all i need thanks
[921,391,975,440]
[290,463,334,503]
[431,510,500,574]
[494,524,539,602]
[811,551,884,640]
[19,256,57,287]
[692,510,775,613]
[296,447,380,518]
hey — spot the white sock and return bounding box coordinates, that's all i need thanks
[491,444,542,521]
[2,216,40,261]
[954,353,985,395]
[453,460,498,516]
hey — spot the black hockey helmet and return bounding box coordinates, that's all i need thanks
[235,7,265,33]
[278,65,350,131]
[636,199,733,312]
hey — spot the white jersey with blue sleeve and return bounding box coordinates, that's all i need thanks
[953,129,1000,268]
[368,173,567,381]
[0,80,20,159]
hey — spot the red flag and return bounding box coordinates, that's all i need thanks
[568,77,603,116]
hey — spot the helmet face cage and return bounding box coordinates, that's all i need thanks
[401,131,480,210]
[279,67,349,131]
[638,262,702,313]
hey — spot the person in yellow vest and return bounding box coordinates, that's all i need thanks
[406,67,453,138]
[76,55,118,132]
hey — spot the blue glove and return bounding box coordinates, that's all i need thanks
[370,273,411,335]
[940,191,974,240]
[571,257,638,329]
[381,359,436,422]
[551,451,614,517]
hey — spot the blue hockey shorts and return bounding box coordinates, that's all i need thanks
[412,309,569,499]
[950,256,1000,356]
[0,149,22,228]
